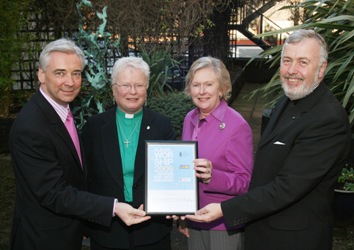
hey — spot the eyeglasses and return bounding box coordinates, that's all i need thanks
[114,83,147,92]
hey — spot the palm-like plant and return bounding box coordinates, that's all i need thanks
[252,0,354,127]
[140,47,180,98]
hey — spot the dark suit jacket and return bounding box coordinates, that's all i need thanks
[82,106,176,249]
[9,91,115,250]
[221,83,351,250]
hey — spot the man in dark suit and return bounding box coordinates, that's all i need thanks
[9,38,150,250]
[185,29,352,250]
[82,57,176,249]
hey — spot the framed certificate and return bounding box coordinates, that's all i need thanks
[145,140,198,215]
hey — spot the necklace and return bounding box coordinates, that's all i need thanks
[118,119,140,148]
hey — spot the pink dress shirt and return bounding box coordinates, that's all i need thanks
[182,100,253,230]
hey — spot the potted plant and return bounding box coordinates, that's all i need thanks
[333,166,354,227]
[333,138,354,227]
[337,167,354,192]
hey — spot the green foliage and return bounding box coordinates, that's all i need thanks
[0,0,25,79]
[338,167,354,191]
[0,0,31,116]
[146,92,195,138]
[73,0,119,129]
[140,47,180,98]
[73,0,183,129]
[252,0,354,127]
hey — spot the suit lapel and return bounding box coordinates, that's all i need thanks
[258,96,289,148]
[134,108,153,185]
[33,91,83,172]
[100,108,124,189]
[100,108,154,188]
[78,134,87,175]
[258,83,328,149]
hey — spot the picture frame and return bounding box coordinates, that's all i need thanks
[145,140,198,215]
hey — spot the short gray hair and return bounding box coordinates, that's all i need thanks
[38,38,86,71]
[282,29,328,66]
[111,57,150,87]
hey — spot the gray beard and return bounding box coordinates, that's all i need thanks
[282,75,320,100]
[282,82,316,100]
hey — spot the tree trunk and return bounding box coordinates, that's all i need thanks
[203,5,231,63]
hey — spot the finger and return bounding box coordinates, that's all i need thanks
[185,227,190,237]
[195,165,211,173]
[165,215,179,220]
[179,228,190,238]
[133,208,146,217]
[172,215,179,220]
[193,158,207,164]
[195,209,206,215]
[128,216,151,226]
[184,214,203,222]
[195,166,209,175]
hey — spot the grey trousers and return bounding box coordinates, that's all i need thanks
[188,228,244,250]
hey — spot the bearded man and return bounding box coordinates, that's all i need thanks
[184,29,352,250]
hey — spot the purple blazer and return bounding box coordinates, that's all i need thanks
[182,100,253,230]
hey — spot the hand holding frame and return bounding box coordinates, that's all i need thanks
[114,203,151,226]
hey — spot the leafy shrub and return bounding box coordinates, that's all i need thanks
[338,167,354,192]
[140,48,179,98]
[146,91,195,139]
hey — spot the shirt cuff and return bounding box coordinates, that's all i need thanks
[113,199,118,217]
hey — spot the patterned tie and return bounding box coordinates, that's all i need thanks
[65,110,82,167]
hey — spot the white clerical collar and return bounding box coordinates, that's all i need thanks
[117,107,143,119]
[125,113,134,119]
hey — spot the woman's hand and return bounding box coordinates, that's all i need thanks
[178,219,190,237]
[194,158,212,184]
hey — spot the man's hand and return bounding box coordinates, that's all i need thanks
[114,203,151,226]
[185,203,223,223]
